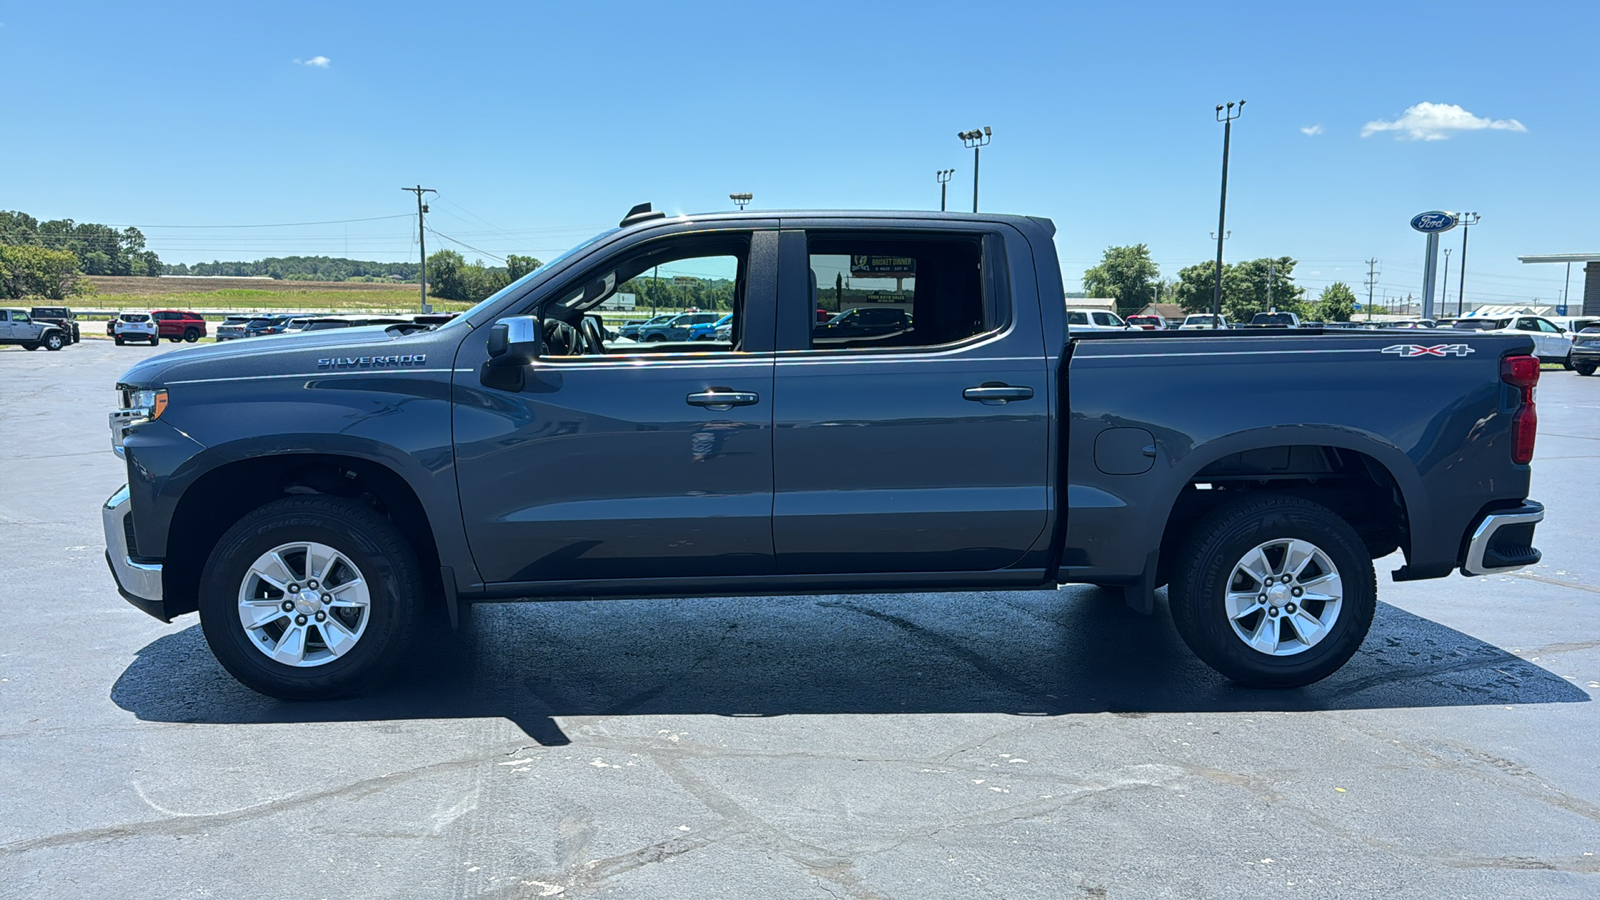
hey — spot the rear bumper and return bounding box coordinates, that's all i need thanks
[1461,501,1544,577]
[103,485,168,621]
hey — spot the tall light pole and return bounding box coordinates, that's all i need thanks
[401,185,437,313]
[1440,248,1452,315]
[936,169,954,211]
[1212,100,1245,328]
[729,192,752,211]
[1455,212,1479,316]
[958,127,992,212]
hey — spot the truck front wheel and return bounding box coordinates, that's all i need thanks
[198,497,424,700]
[1169,495,1375,688]
[44,333,64,351]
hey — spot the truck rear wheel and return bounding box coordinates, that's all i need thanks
[198,497,424,700]
[1169,494,1375,688]
[21,342,39,351]
[1576,363,1596,376]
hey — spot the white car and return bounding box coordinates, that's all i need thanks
[1450,315,1574,367]
[1066,308,1135,332]
[113,312,159,346]
[1179,314,1229,330]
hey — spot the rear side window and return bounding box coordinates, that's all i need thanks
[803,234,992,351]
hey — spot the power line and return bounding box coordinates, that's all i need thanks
[139,214,414,229]
[425,226,506,263]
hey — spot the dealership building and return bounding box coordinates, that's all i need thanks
[1518,254,1600,316]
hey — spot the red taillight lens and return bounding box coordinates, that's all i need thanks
[1501,354,1539,465]
[1501,355,1540,388]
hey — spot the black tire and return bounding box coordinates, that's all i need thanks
[183,329,200,343]
[199,496,425,700]
[21,342,38,351]
[644,333,666,342]
[149,336,160,346]
[44,332,63,351]
[114,336,124,346]
[168,336,181,343]
[1169,494,1376,688]
[1560,356,1574,371]
[1577,363,1597,377]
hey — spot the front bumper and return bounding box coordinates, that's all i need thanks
[1461,501,1544,577]
[103,484,167,621]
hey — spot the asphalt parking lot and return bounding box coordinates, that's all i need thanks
[2,339,1598,899]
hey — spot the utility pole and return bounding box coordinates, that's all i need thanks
[1267,260,1275,311]
[936,168,954,211]
[401,185,437,313]
[1440,248,1452,317]
[1563,261,1573,314]
[1456,212,1479,316]
[1212,100,1245,328]
[958,127,992,212]
[1364,258,1379,322]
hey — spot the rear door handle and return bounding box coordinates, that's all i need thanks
[963,383,1034,404]
[687,389,760,410]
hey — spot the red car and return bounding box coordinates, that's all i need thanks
[151,310,208,343]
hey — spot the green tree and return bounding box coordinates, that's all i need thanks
[427,250,469,301]
[1173,257,1305,323]
[1082,244,1160,316]
[1314,281,1358,322]
[0,245,93,300]
[505,254,543,282]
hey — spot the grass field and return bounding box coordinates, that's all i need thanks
[83,275,473,315]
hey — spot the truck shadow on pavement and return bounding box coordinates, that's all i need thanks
[111,588,1588,745]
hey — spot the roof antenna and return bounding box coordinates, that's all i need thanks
[620,203,665,227]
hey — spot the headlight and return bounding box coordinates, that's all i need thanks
[118,387,169,420]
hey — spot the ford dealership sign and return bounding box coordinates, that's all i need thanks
[1410,211,1459,234]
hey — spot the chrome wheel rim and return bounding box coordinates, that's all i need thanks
[1225,538,1343,657]
[236,541,370,668]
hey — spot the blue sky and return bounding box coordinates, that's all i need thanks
[3,0,1597,307]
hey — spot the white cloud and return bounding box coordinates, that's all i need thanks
[1361,102,1526,141]
[295,56,331,68]
[1300,124,1324,136]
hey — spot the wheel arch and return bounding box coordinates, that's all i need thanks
[161,451,444,619]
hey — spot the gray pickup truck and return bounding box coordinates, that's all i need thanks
[1,307,68,351]
[104,206,1546,700]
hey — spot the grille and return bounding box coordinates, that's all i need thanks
[122,513,140,557]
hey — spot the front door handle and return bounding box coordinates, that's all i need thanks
[687,389,760,410]
[963,383,1034,405]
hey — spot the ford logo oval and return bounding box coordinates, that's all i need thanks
[1410,211,1459,233]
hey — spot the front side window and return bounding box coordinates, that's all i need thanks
[535,235,750,357]
[1536,319,1561,333]
[1093,312,1120,327]
[804,234,989,350]
[1068,311,1089,325]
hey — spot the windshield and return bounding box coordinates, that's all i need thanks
[438,228,620,329]
[1452,319,1505,330]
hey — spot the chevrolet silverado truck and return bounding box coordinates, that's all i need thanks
[104,206,1547,700]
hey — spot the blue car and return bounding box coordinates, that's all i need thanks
[688,314,732,341]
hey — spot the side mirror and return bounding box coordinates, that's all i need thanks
[481,315,542,391]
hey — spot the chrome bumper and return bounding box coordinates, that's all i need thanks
[1462,501,1544,577]
[103,485,165,618]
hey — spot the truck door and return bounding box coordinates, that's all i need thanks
[769,226,1050,573]
[453,228,780,584]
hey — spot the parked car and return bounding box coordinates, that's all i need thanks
[0,308,67,350]
[1451,315,1573,368]
[618,314,675,340]
[29,306,80,344]
[1125,314,1167,331]
[240,314,299,338]
[1388,319,1438,329]
[1549,316,1600,336]
[298,315,412,332]
[1066,308,1134,331]
[1248,311,1302,328]
[1179,314,1229,330]
[638,312,721,342]
[816,306,912,340]
[282,317,319,334]
[1571,326,1600,376]
[150,309,207,343]
[215,316,254,341]
[113,313,159,346]
[688,314,733,340]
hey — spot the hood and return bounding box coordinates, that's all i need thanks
[117,324,466,388]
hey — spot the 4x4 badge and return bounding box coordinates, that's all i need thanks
[1381,343,1475,358]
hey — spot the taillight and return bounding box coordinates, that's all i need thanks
[1501,354,1539,465]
